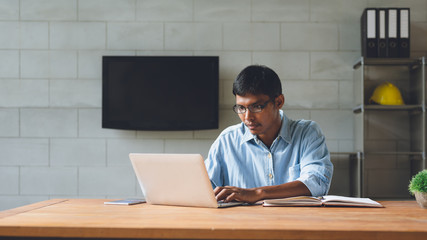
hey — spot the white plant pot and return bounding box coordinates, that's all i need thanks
[415,192,427,209]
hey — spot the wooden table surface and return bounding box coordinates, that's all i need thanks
[0,199,426,240]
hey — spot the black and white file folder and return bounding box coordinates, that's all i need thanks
[398,8,410,58]
[361,8,378,58]
[387,8,399,58]
[378,9,387,57]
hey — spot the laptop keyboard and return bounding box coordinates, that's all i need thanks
[217,201,244,208]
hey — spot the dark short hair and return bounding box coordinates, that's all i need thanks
[232,65,282,99]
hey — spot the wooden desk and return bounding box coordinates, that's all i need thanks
[0,199,426,240]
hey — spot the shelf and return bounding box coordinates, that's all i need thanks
[353,56,426,198]
[330,152,359,155]
[353,57,424,69]
[364,152,424,156]
[353,104,424,114]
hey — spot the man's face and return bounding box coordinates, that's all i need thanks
[235,93,283,138]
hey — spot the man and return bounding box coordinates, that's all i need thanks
[205,65,333,204]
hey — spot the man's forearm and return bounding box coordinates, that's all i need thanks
[215,180,312,204]
[256,180,312,200]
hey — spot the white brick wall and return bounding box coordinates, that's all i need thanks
[253,52,310,79]
[107,139,164,165]
[0,109,19,136]
[0,80,49,107]
[1,0,426,210]
[0,50,19,78]
[0,138,49,166]
[0,167,19,194]
[251,0,309,22]
[108,23,163,50]
[20,167,78,195]
[50,22,106,49]
[79,0,136,21]
[281,23,338,50]
[284,80,339,109]
[0,0,19,20]
[50,139,107,166]
[21,0,77,21]
[21,51,50,78]
[224,23,280,50]
[20,109,78,137]
[78,109,136,138]
[78,166,135,196]
[137,0,193,21]
[50,80,101,107]
[194,0,250,21]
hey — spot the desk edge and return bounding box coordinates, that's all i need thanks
[0,199,68,219]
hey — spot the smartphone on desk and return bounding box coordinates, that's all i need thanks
[104,198,146,205]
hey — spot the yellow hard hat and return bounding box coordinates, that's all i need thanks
[369,82,404,105]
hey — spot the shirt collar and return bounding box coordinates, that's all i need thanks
[242,126,254,143]
[241,110,292,145]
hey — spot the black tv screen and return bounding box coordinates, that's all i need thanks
[102,56,219,131]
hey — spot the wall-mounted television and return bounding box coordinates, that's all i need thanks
[102,56,219,131]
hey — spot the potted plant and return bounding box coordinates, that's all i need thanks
[409,169,427,209]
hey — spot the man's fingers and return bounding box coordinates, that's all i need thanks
[214,186,223,195]
[214,186,240,202]
[215,188,230,201]
[214,186,233,195]
[214,186,259,204]
[225,192,239,203]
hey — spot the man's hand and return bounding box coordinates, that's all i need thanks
[214,186,263,204]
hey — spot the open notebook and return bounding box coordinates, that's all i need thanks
[263,195,383,208]
[129,153,243,208]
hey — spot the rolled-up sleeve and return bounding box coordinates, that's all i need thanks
[296,122,333,196]
[205,138,223,189]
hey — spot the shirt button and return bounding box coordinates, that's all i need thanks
[268,153,272,158]
[269,173,273,179]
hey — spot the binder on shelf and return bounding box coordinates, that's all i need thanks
[361,8,378,58]
[378,9,387,57]
[398,8,410,58]
[387,8,399,58]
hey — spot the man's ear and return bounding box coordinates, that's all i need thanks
[276,94,285,109]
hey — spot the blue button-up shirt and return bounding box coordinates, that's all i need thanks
[205,110,333,197]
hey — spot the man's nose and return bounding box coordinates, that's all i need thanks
[244,109,254,120]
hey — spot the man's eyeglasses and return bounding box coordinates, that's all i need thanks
[233,99,274,114]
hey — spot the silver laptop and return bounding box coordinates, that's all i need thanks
[129,153,243,208]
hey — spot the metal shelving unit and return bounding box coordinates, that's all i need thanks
[353,57,426,198]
